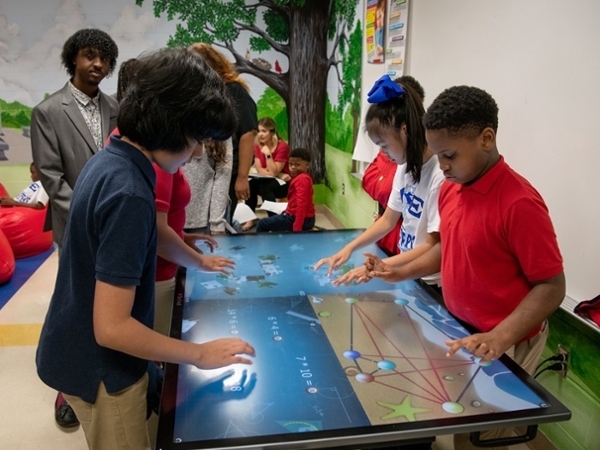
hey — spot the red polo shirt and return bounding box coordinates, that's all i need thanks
[154,165,191,281]
[439,157,563,340]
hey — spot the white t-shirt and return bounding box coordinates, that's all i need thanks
[387,155,444,284]
[13,180,49,206]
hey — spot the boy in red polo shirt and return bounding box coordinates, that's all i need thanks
[364,85,565,449]
[365,85,565,367]
[256,148,315,232]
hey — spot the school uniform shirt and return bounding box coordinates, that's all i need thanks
[284,172,315,232]
[36,136,157,404]
[387,155,444,284]
[439,156,563,340]
[154,165,192,282]
[13,180,49,206]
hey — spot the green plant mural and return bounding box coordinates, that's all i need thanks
[256,87,289,141]
[136,0,360,183]
[0,99,32,129]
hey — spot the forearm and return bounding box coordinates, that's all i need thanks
[237,132,256,179]
[387,242,442,282]
[383,233,440,267]
[101,314,200,365]
[157,216,203,269]
[0,198,43,209]
[255,165,270,175]
[491,273,566,345]
[18,202,44,209]
[265,158,283,177]
[347,210,400,253]
[293,207,307,232]
[92,281,197,364]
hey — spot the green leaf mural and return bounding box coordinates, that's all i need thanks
[256,87,288,140]
[0,99,32,129]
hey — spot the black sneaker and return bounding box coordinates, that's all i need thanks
[55,392,79,428]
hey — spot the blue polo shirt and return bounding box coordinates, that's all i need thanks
[36,136,157,404]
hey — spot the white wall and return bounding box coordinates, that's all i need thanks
[401,0,600,301]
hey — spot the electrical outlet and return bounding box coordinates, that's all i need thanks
[557,344,569,378]
[341,183,345,195]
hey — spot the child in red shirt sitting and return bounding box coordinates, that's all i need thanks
[256,148,315,233]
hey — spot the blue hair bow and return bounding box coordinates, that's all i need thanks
[367,75,404,104]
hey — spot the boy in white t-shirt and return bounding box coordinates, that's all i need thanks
[0,163,49,210]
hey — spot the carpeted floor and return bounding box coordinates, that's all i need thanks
[0,247,54,310]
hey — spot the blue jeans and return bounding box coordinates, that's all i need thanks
[256,213,315,233]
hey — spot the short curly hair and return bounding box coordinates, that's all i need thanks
[290,147,311,162]
[425,86,498,137]
[61,29,118,78]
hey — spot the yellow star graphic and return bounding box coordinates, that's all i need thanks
[377,395,431,422]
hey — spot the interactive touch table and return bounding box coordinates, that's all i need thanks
[156,229,570,450]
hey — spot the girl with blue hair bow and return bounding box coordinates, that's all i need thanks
[315,75,444,289]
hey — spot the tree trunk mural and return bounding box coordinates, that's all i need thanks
[136,0,359,183]
[288,1,330,182]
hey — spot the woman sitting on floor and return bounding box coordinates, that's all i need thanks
[242,117,290,231]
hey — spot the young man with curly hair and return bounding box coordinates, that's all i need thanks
[30,28,119,429]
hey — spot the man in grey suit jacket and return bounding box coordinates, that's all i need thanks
[30,28,119,429]
[32,28,119,250]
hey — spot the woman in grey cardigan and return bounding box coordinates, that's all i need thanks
[182,139,232,235]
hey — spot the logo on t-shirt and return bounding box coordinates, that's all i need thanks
[14,182,40,204]
[400,186,424,219]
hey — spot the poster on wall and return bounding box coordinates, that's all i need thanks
[385,0,409,78]
[366,0,386,64]
[352,0,410,164]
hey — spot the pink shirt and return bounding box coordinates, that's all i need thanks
[154,165,191,281]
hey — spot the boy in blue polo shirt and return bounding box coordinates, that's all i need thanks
[36,48,256,450]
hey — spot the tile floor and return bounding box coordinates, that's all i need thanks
[0,208,542,450]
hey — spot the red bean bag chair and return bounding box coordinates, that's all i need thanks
[0,228,15,284]
[0,183,9,198]
[362,151,402,256]
[0,206,53,259]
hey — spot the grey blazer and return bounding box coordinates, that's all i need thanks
[31,82,118,247]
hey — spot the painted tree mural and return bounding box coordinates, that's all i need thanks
[338,21,362,151]
[136,0,360,183]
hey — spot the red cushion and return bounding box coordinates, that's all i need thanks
[0,228,15,284]
[0,207,53,259]
[361,151,398,208]
[0,183,9,198]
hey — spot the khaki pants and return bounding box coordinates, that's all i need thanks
[453,321,549,450]
[63,373,151,450]
[154,277,176,336]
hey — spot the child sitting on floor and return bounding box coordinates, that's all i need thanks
[256,148,315,233]
[0,163,48,210]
